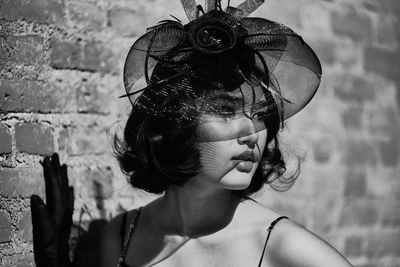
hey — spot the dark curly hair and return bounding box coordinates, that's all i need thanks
[114,64,298,197]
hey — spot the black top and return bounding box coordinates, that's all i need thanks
[117,208,288,267]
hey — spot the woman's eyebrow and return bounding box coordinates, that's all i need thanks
[206,93,243,103]
[252,100,269,109]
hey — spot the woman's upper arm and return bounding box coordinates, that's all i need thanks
[99,214,124,267]
[271,220,353,267]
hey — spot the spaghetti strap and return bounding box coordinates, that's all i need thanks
[120,212,128,248]
[257,216,289,267]
[117,208,142,267]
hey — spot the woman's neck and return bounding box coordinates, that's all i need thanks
[150,181,242,238]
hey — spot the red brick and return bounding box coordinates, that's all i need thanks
[344,170,366,198]
[0,210,12,243]
[345,235,364,257]
[0,35,45,66]
[17,212,32,242]
[342,139,378,166]
[0,123,12,154]
[367,229,400,257]
[107,8,145,37]
[0,79,77,113]
[50,39,117,73]
[340,199,378,226]
[331,10,372,42]
[364,46,400,80]
[15,123,54,155]
[0,167,45,198]
[0,0,65,24]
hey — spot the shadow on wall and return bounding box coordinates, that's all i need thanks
[69,181,115,266]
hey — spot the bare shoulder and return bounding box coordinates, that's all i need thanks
[268,219,353,267]
[99,209,139,267]
[235,198,281,224]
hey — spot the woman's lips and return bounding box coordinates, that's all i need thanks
[235,161,254,173]
[232,150,256,162]
[232,151,256,173]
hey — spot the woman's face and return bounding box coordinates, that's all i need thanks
[194,84,269,190]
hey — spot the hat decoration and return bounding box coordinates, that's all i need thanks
[121,0,322,122]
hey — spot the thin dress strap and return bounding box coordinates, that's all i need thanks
[117,208,142,267]
[257,216,288,267]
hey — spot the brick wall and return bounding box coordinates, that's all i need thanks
[0,0,399,266]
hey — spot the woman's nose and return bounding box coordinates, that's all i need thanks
[237,117,259,147]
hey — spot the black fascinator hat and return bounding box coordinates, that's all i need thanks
[121,0,322,122]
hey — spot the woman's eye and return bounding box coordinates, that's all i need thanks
[253,111,267,121]
[220,105,236,116]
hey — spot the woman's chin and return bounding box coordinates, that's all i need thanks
[218,172,253,190]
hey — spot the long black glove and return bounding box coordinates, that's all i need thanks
[31,153,74,267]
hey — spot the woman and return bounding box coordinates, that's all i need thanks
[31,0,353,266]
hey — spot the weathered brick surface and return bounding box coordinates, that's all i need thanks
[379,136,400,167]
[17,211,32,242]
[342,106,364,130]
[1,0,400,266]
[364,0,400,14]
[68,2,106,30]
[0,35,45,66]
[0,79,77,113]
[340,199,379,226]
[58,125,108,155]
[15,123,54,155]
[331,10,372,42]
[342,140,378,166]
[107,8,144,37]
[77,82,112,115]
[0,0,65,24]
[308,40,336,65]
[50,39,117,73]
[0,209,12,243]
[345,235,364,257]
[343,170,367,198]
[0,167,45,198]
[364,46,400,79]
[334,75,376,103]
[367,229,400,257]
[0,123,12,154]
[70,166,114,199]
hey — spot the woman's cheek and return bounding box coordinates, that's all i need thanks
[197,141,234,180]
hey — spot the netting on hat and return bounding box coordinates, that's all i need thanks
[121,0,321,126]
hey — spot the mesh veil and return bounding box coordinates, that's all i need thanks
[121,0,322,124]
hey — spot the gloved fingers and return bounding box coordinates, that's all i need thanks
[67,187,74,213]
[43,156,59,213]
[51,153,62,180]
[60,164,69,190]
[30,195,56,249]
[43,154,64,218]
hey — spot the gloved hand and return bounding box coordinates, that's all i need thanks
[31,153,74,267]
